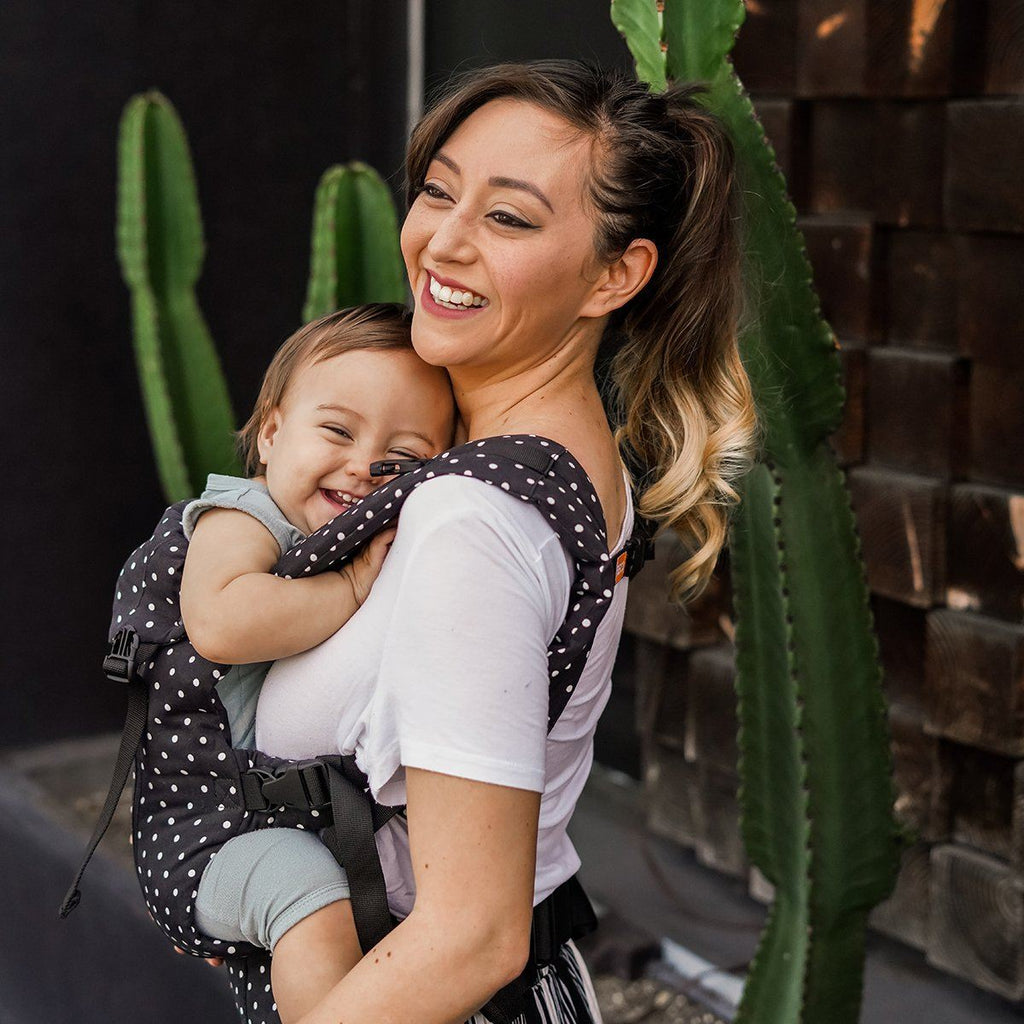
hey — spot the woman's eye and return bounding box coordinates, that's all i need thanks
[420,182,451,202]
[488,210,535,230]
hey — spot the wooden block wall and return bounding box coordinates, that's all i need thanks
[621,0,1024,1004]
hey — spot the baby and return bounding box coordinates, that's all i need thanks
[178,303,456,1020]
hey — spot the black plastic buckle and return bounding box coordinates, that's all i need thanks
[252,761,331,811]
[369,457,430,477]
[623,535,656,578]
[103,627,140,684]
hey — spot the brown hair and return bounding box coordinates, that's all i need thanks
[237,303,422,476]
[406,61,761,603]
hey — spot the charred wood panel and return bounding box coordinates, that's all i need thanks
[969,363,1024,489]
[945,100,1024,232]
[799,211,876,341]
[870,841,933,951]
[886,230,958,350]
[847,465,947,606]
[889,703,946,840]
[810,101,947,227]
[623,530,728,650]
[947,482,1024,622]
[872,594,928,711]
[985,0,1024,94]
[956,234,1024,370]
[866,348,970,480]
[942,741,1017,861]
[927,844,1024,1001]
[731,0,799,94]
[798,0,958,98]
[924,609,1024,756]
[685,644,738,774]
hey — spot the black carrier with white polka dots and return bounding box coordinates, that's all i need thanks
[63,434,654,1024]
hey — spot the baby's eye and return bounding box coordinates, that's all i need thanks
[390,449,420,460]
[325,426,351,439]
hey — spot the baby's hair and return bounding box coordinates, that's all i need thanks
[237,303,417,477]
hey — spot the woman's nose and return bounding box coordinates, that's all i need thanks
[426,207,475,264]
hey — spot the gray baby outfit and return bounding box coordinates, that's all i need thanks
[182,475,352,951]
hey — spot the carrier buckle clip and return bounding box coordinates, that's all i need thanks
[370,457,429,478]
[254,761,331,811]
[103,627,140,684]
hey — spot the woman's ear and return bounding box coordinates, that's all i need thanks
[582,239,658,319]
[256,409,282,466]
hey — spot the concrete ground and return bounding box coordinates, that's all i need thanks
[570,765,1024,1024]
[4,734,1022,1023]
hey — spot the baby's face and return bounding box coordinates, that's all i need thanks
[257,347,455,534]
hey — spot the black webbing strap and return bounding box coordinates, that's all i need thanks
[59,630,159,917]
[478,874,599,1024]
[318,762,402,953]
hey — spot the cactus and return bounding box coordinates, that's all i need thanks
[611,2,905,1022]
[117,95,407,504]
[303,161,406,321]
[116,91,240,501]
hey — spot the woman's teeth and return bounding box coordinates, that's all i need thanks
[429,275,488,310]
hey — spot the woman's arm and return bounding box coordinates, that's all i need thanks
[181,507,395,664]
[298,769,540,1024]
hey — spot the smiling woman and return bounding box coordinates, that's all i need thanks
[234,60,760,1024]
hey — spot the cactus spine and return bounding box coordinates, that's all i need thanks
[611,2,905,1022]
[116,92,240,501]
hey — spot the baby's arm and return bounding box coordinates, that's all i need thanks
[180,507,395,664]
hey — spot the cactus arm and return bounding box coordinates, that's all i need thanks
[303,162,406,321]
[610,0,667,93]
[351,163,406,304]
[116,92,239,502]
[614,3,904,1022]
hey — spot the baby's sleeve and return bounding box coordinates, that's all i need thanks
[360,475,570,805]
[181,475,303,555]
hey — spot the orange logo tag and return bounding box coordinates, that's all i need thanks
[615,551,628,584]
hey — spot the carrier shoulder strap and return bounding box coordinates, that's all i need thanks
[274,433,655,733]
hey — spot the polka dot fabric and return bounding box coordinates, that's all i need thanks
[114,435,633,1024]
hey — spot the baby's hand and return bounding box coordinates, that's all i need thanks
[340,526,397,607]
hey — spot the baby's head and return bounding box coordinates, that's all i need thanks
[237,303,457,535]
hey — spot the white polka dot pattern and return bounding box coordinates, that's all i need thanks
[113,435,632,1023]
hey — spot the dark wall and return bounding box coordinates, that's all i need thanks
[1,2,409,746]
[425,0,633,96]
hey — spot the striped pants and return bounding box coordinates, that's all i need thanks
[224,938,603,1024]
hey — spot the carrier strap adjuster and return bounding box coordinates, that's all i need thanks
[245,761,331,812]
[103,626,141,683]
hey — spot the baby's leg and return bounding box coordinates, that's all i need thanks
[195,828,361,1021]
[271,899,362,1019]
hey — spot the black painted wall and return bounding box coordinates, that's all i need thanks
[2,2,409,746]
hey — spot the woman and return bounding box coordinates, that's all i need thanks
[250,60,758,1024]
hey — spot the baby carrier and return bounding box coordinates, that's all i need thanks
[62,433,656,1024]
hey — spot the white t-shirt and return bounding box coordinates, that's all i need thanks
[255,468,634,918]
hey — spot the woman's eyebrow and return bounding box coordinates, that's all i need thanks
[433,151,554,213]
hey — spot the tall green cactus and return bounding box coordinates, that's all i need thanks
[303,162,407,321]
[117,92,240,500]
[117,95,407,504]
[611,3,905,1022]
